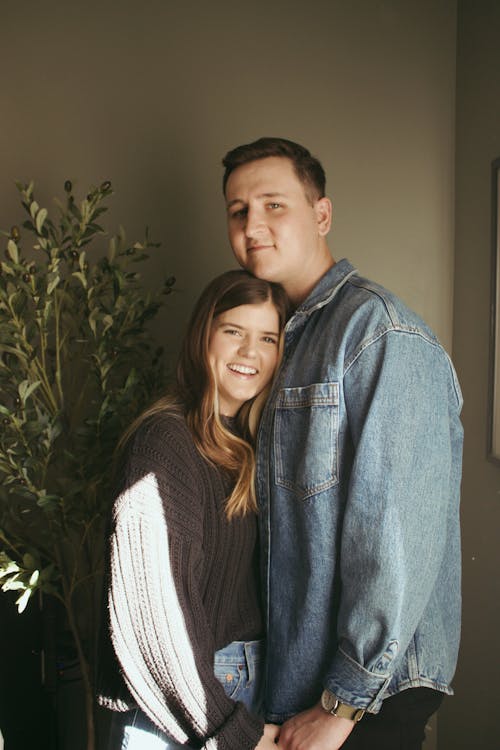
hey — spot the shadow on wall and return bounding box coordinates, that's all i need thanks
[0,593,54,749]
[0,590,113,750]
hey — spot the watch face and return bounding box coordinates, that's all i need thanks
[321,690,338,712]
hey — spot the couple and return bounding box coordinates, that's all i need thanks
[98,138,463,750]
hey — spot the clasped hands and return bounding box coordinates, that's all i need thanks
[256,703,355,750]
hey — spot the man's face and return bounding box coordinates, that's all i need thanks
[225,157,331,303]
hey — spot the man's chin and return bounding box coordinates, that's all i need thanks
[241,261,279,283]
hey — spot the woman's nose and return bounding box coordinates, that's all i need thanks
[238,338,257,357]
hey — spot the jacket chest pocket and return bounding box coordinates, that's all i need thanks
[274,382,339,500]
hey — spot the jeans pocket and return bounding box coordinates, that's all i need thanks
[274,382,339,499]
[214,662,245,701]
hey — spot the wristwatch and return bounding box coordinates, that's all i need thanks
[320,689,365,723]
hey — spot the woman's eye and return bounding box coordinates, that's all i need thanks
[268,202,281,210]
[262,336,278,344]
[224,328,241,336]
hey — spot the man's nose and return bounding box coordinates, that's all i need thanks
[245,208,266,238]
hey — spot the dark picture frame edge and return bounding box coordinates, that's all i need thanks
[488,157,500,465]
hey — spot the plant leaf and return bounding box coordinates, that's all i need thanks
[36,208,48,234]
[29,569,40,586]
[0,560,20,579]
[47,274,61,294]
[72,271,88,289]
[1,262,15,277]
[18,380,42,403]
[16,588,32,613]
[6,240,19,263]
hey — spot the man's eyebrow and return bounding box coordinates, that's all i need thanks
[226,192,286,208]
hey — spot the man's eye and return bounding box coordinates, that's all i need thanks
[268,202,281,210]
[230,207,247,219]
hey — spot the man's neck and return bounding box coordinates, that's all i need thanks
[287,255,336,307]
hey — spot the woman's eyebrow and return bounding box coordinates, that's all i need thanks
[217,321,279,336]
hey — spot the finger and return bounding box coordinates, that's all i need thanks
[264,723,280,740]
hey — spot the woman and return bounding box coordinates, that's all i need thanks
[98,270,289,750]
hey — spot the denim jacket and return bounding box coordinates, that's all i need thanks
[256,259,463,720]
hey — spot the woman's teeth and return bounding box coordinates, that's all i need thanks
[228,364,257,375]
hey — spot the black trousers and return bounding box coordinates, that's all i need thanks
[342,688,444,750]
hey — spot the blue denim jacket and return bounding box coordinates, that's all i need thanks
[256,259,463,720]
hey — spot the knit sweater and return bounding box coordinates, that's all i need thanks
[97,411,264,750]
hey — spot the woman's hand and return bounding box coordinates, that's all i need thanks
[255,723,280,748]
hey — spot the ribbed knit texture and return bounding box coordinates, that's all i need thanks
[97,411,264,749]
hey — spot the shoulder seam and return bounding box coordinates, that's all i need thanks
[344,326,444,377]
[347,276,399,326]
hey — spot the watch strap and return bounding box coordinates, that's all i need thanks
[321,689,365,722]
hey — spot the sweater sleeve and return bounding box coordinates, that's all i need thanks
[107,415,264,749]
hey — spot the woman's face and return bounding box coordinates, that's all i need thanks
[208,299,281,416]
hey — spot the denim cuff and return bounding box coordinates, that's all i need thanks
[325,648,391,714]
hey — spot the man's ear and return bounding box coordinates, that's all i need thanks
[315,197,332,236]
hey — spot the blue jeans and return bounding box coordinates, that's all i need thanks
[110,639,264,749]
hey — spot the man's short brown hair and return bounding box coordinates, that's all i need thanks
[222,137,326,203]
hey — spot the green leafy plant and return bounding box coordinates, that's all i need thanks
[0,180,175,750]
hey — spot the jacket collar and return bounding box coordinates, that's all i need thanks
[293,258,358,316]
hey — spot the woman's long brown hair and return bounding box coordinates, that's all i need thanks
[120,270,289,519]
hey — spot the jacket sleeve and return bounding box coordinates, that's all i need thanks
[325,328,463,712]
[107,416,264,749]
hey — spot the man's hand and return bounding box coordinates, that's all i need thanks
[277,704,355,750]
[255,723,280,749]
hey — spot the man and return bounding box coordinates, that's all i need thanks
[221,138,463,750]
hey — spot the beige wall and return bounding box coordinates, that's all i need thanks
[439,3,500,749]
[0,0,456,355]
[0,2,461,749]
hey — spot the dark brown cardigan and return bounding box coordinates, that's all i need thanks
[97,411,264,750]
